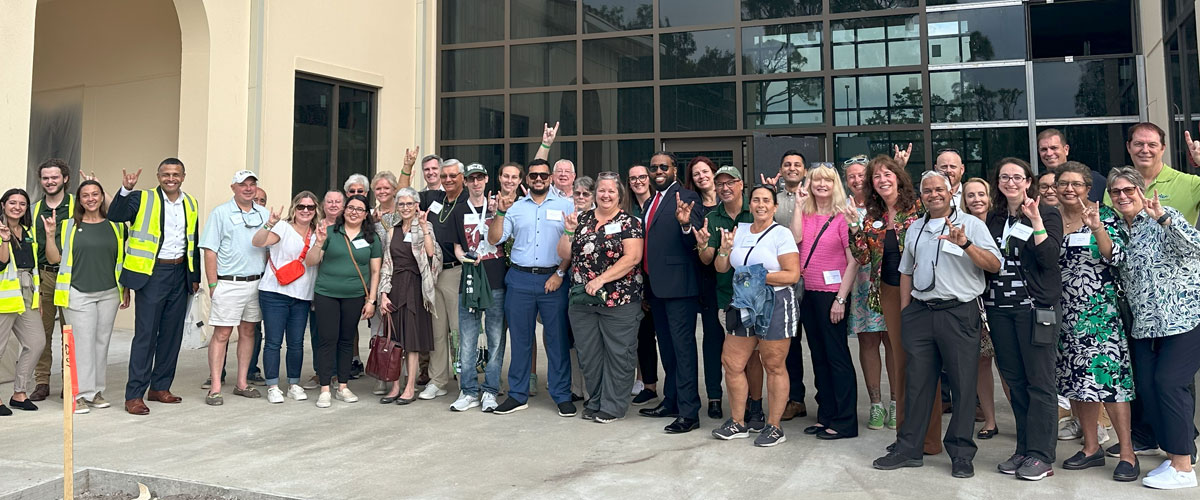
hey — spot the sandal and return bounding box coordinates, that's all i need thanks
[205,392,224,406]
[977,426,998,439]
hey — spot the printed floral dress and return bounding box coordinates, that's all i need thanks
[1056,206,1134,403]
[849,205,886,334]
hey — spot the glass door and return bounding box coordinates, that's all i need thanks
[660,137,745,179]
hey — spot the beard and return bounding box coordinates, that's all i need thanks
[654,172,675,192]
[530,185,549,196]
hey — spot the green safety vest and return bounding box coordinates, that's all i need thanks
[0,227,40,314]
[53,218,125,307]
[123,189,198,276]
[31,194,75,262]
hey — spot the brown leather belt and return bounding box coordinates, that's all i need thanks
[156,257,185,264]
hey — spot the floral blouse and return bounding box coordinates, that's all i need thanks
[1117,206,1200,339]
[569,209,645,307]
[850,199,924,313]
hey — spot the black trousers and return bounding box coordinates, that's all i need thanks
[988,306,1058,463]
[801,291,858,436]
[1130,325,1200,457]
[636,305,658,386]
[698,284,724,400]
[1130,374,1199,449]
[647,284,700,420]
[785,321,807,403]
[125,263,190,401]
[896,299,981,460]
[313,293,364,386]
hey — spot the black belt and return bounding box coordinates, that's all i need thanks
[919,298,963,311]
[442,261,462,270]
[511,264,557,275]
[38,264,59,272]
[218,274,262,282]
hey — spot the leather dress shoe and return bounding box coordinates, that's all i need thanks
[125,398,150,415]
[29,384,49,402]
[816,429,850,440]
[639,403,677,418]
[664,417,699,434]
[147,390,182,403]
[707,400,723,419]
[804,424,825,435]
[781,400,807,420]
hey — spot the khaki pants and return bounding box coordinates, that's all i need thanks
[429,265,460,389]
[0,272,47,393]
[35,268,65,386]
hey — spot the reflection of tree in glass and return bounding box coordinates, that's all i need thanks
[1074,60,1128,117]
[742,28,813,74]
[754,79,822,121]
[830,0,917,12]
[741,0,821,20]
[662,32,735,78]
[932,80,1023,122]
[862,85,922,125]
[967,31,994,61]
[586,3,653,31]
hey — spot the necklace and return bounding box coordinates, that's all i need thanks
[438,194,460,224]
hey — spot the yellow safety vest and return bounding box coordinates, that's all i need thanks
[53,219,125,307]
[0,227,41,314]
[123,189,198,276]
[31,194,75,263]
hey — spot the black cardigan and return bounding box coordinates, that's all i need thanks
[985,204,1063,308]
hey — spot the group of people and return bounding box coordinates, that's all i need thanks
[1,121,1198,490]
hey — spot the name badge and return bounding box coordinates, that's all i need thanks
[428,201,444,215]
[547,209,563,221]
[229,214,244,225]
[604,222,622,235]
[352,238,369,249]
[403,233,413,243]
[1067,233,1092,247]
[872,220,884,229]
[464,214,481,225]
[941,240,964,256]
[822,270,842,285]
[1009,223,1034,241]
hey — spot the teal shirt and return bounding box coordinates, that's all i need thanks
[705,199,753,309]
[314,225,382,298]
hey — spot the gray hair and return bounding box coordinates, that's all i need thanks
[421,154,442,166]
[343,173,369,192]
[554,159,575,173]
[920,170,952,191]
[441,158,463,173]
[573,175,595,194]
[396,187,420,204]
[1107,166,1145,192]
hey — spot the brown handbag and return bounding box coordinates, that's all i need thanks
[366,312,404,382]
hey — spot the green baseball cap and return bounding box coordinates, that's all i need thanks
[714,166,741,181]
[465,163,487,177]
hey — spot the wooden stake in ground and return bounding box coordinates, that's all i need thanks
[62,324,77,499]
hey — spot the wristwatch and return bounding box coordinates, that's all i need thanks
[958,239,973,250]
[835,296,847,305]
[1157,213,1172,226]
[555,269,566,278]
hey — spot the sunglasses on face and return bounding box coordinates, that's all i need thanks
[527,172,550,180]
[650,164,671,172]
[295,204,317,212]
[347,189,366,195]
[1108,186,1140,198]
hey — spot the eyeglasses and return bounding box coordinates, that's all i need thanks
[440,173,461,180]
[344,206,367,214]
[527,172,550,180]
[1038,184,1056,192]
[1129,141,1161,150]
[396,201,417,208]
[628,174,649,182]
[467,175,487,182]
[1055,181,1088,190]
[597,171,621,180]
[843,155,869,166]
[295,204,317,212]
[573,191,592,197]
[1108,186,1140,199]
[242,210,264,228]
[347,188,366,195]
[715,180,741,189]
[998,174,1026,184]
[650,164,671,172]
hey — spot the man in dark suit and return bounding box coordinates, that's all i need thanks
[637,152,706,433]
[108,158,201,415]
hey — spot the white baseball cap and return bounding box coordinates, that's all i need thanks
[232,170,258,184]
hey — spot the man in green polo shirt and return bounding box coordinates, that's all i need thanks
[1104,122,1200,223]
[31,158,74,401]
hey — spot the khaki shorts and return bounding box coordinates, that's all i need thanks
[209,279,262,327]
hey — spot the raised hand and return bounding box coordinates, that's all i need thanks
[693,218,711,247]
[403,146,420,170]
[839,203,861,227]
[893,143,913,168]
[719,227,736,253]
[314,223,328,244]
[497,189,517,213]
[1020,196,1042,222]
[0,224,11,242]
[41,213,57,236]
[268,206,283,226]
[563,212,579,233]
[121,168,142,190]
[760,172,781,188]
[82,171,98,182]
[542,121,560,145]
[937,217,968,247]
[1140,189,1165,220]
[675,193,694,225]
[1186,131,1200,167]
[1083,200,1102,230]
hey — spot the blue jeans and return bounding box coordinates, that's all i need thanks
[259,290,310,386]
[458,287,507,396]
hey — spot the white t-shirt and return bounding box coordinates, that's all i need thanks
[258,223,318,301]
[728,222,799,291]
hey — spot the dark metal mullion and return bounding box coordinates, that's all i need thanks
[329,84,341,190]
[919,4,931,169]
[653,0,661,150]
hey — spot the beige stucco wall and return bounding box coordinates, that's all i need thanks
[1140,0,1170,127]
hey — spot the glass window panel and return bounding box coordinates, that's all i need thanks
[659,0,735,28]
[511,42,577,88]
[835,130,925,180]
[511,91,578,139]
[831,15,920,70]
[744,78,824,128]
[931,128,1030,182]
[1033,58,1138,119]
[583,36,654,83]
[661,83,737,131]
[440,145,505,177]
[1030,0,1134,58]
[584,0,653,33]
[927,6,1027,64]
[583,87,654,134]
[440,95,505,140]
[337,87,373,186]
[582,139,656,179]
[833,73,922,126]
[511,141,580,169]
[442,47,504,92]
[660,29,736,79]
[441,0,504,44]
[830,0,917,14]
[742,23,823,74]
[511,0,577,39]
[1036,124,1135,176]
[741,0,822,20]
[293,78,334,197]
[928,0,1006,4]
[930,66,1028,122]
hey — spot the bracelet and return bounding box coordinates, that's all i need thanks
[1032,229,1047,236]
[495,210,506,216]
[540,143,551,150]
[262,223,274,231]
[401,170,411,176]
[564,230,574,236]
[717,251,730,257]
[208,282,218,288]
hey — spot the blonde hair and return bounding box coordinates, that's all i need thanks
[959,177,991,215]
[801,165,847,215]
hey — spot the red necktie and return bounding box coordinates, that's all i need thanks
[643,192,662,274]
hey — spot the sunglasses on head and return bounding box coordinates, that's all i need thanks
[527,172,550,180]
[843,155,869,166]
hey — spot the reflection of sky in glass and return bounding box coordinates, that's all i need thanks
[743,23,822,73]
[926,6,1027,64]
[659,0,735,27]
[1033,58,1136,118]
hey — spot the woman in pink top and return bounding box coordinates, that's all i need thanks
[791,165,861,439]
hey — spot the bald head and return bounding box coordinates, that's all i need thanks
[934,150,965,190]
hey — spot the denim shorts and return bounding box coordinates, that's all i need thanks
[727,287,797,341]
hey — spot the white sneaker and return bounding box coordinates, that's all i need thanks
[287,385,308,401]
[1096,424,1109,444]
[631,379,644,396]
[73,398,90,414]
[373,379,387,396]
[1149,459,1175,477]
[1143,465,1198,489]
[481,392,498,412]
[266,387,285,404]
[316,391,332,408]
[419,383,447,400]
[1058,418,1082,440]
[335,387,358,403]
[450,391,480,412]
